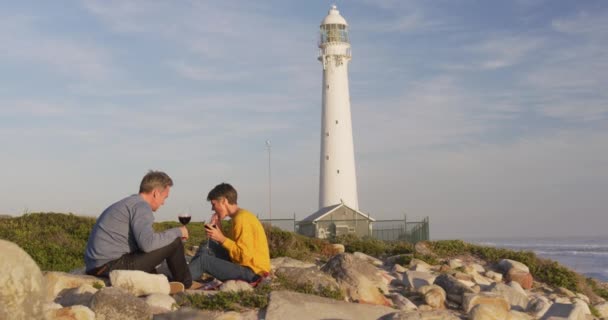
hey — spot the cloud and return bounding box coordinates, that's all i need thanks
[470,36,544,70]
[0,14,116,80]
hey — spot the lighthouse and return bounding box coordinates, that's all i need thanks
[318,5,359,210]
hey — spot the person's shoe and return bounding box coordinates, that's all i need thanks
[188,281,204,290]
[169,281,185,294]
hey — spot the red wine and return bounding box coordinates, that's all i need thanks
[178,216,191,225]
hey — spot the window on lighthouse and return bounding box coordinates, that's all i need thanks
[320,24,348,44]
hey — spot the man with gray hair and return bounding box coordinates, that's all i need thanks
[85,170,195,291]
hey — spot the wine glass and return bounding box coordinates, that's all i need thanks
[178,208,191,242]
[178,208,192,225]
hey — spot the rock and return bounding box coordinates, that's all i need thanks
[90,287,152,320]
[387,293,418,311]
[409,259,432,272]
[469,303,509,320]
[392,264,407,273]
[573,298,591,316]
[488,282,529,311]
[414,241,436,257]
[540,302,587,320]
[448,259,463,269]
[595,301,608,318]
[404,271,437,291]
[321,253,391,305]
[109,270,170,296]
[498,259,530,274]
[219,280,254,293]
[575,293,590,305]
[46,305,96,320]
[505,269,533,289]
[45,272,105,302]
[275,266,340,293]
[264,290,395,320]
[452,272,473,282]
[471,273,493,287]
[485,271,503,282]
[145,293,176,313]
[433,273,475,305]
[508,310,533,320]
[56,284,98,307]
[353,251,384,267]
[418,285,446,309]
[557,287,576,298]
[379,310,461,320]
[462,292,510,313]
[528,295,552,318]
[0,239,45,320]
[270,257,316,270]
[470,263,485,273]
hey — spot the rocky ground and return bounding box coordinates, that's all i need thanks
[2,239,608,320]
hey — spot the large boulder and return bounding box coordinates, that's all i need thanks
[387,293,418,311]
[219,280,254,293]
[488,282,529,311]
[379,310,461,320]
[275,266,340,293]
[594,301,608,318]
[527,295,551,318]
[144,293,176,313]
[354,251,384,267]
[56,283,98,307]
[270,257,316,270]
[540,302,587,320]
[265,290,395,320]
[45,271,105,302]
[433,273,475,305]
[0,239,45,320]
[418,285,446,309]
[463,292,510,313]
[46,305,96,320]
[498,259,530,274]
[90,287,152,320]
[505,269,533,290]
[469,303,509,320]
[404,271,437,291]
[321,253,391,306]
[109,270,170,296]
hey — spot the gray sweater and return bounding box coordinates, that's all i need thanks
[84,194,182,271]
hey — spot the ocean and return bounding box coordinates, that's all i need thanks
[467,236,608,282]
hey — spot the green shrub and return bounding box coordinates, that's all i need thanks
[430,240,468,256]
[274,274,343,300]
[335,234,389,257]
[265,226,329,261]
[184,283,271,311]
[0,213,95,272]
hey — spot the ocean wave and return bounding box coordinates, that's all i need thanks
[533,250,608,257]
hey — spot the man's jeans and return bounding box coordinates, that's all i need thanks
[86,237,193,288]
[189,240,258,282]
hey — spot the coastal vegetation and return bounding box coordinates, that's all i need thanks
[1,212,606,302]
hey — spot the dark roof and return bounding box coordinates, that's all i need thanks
[299,203,375,223]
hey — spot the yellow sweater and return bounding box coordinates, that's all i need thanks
[222,209,270,275]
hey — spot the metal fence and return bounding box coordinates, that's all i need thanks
[259,215,429,243]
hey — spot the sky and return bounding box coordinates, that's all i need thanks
[1,1,606,239]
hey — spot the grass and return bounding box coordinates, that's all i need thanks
[184,283,271,311]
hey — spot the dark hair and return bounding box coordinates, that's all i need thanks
[139,170,173,193]
[207,183,237,204]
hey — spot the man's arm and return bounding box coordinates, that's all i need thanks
[131,202,182,252]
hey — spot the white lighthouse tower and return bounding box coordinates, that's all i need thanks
[318,5,359,210]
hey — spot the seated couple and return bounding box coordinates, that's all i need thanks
[84,171,270,292]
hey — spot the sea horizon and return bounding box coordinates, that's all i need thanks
[463,235,608,283]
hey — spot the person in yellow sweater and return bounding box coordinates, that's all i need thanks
[188,183,270,283]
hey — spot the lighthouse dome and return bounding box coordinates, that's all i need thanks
[321,5,348,26]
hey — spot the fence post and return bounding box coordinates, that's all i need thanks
[293,212,296,233]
